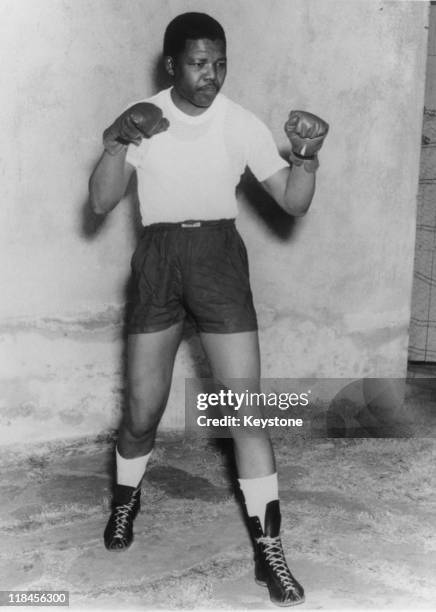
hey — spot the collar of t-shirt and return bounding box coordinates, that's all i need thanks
[165,86,224,125]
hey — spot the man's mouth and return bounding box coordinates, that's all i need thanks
[198,84,218,92]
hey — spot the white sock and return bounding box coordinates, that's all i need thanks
[116,447,152,488]
[238,472,279,532]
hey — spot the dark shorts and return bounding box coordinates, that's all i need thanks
[127,219,258,334]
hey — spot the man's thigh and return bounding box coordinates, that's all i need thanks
[127,322,184,403]
[200,330,273,438]
[199,330,261,382]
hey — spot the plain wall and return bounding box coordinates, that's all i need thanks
[0,0,429,447]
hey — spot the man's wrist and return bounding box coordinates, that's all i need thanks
[289,150,319,173]
[103,140,128,156]
[291,149,316,161]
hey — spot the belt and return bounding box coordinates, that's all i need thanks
[144,218,235,231]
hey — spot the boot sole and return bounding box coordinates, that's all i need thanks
[105,544,133,552]
[104,538,135,552]
[255,579,305,607]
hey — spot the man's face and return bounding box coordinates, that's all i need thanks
[168,38,227,114]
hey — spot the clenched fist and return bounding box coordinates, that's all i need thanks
[284,110,329,158]
[103,103,170,155]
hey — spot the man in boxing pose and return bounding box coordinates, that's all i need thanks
[89,12,328,607]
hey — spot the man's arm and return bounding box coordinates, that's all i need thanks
[261,110,328,217]
[89,149,134,215]
[88,102,169,215]
[261,165,315,217]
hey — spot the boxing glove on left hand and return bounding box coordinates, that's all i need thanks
[284,110,329,158]
[103,103,169,155]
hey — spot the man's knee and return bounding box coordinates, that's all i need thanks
[122,406,159,441]
[124,421,156,443]
[125,375,170,439]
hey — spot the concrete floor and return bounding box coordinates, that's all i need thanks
[0,373,435,610]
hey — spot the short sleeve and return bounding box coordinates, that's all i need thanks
[244,112,288,182]
[125,143,141,168]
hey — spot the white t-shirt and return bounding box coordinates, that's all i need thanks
[125,87,288,226]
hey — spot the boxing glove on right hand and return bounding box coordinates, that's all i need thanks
[103,103,169,155]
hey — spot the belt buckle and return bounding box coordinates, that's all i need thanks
[181,221,201,228]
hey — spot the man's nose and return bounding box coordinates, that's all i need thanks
[204,62,217,81]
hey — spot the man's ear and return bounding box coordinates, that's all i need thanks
[164,56,175,76]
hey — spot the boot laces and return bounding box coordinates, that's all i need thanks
[258,535,298,591]
[113,495,137,539]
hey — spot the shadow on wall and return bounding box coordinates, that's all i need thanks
[238,165,297,241]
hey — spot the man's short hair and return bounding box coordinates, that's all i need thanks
[163,12,226,58]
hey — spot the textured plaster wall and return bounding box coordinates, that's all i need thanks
[0,0,429,447]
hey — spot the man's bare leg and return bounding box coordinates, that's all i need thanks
[200,330,305,606]
[118,322,184,458]
[104,322,183,550]
[199,330,275,477]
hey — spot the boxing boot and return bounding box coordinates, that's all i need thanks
[104,484,141,551]
[248,500,305,607]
